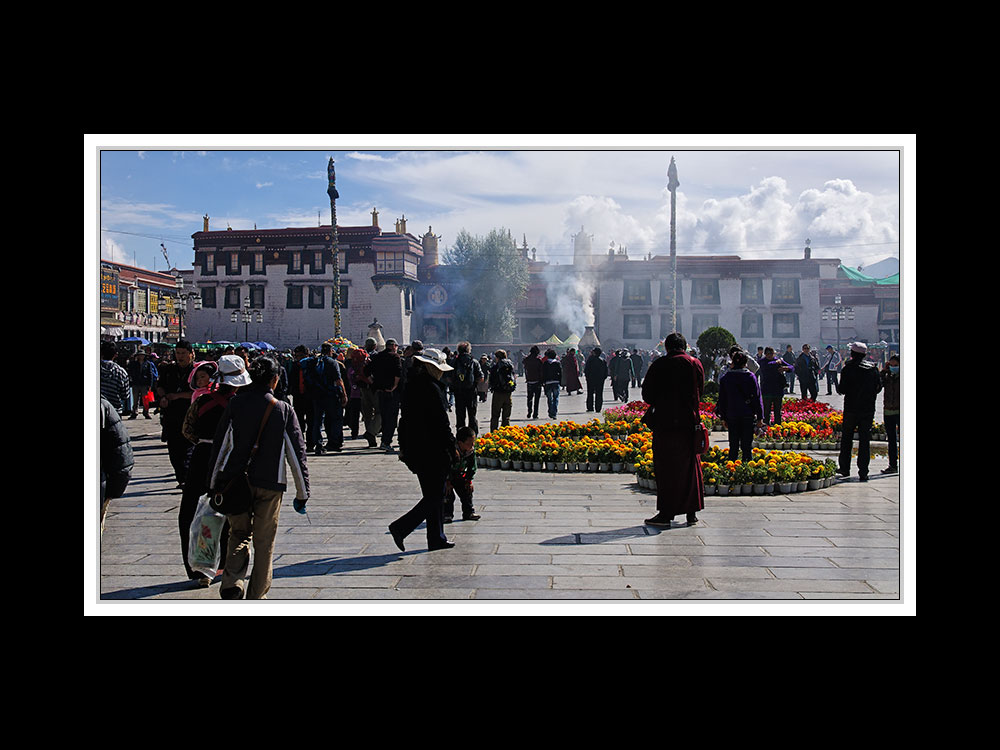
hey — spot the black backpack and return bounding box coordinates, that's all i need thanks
[490,359,515,393]
[454,355,477,391]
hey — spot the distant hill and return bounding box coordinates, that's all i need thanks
[857,257,899,279]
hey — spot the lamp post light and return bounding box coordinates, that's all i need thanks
[821,294,854,353]
[230,296,263,342]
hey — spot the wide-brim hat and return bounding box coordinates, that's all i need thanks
[414,347,453,372]
[216,354,253,386]
[850,341,868,354]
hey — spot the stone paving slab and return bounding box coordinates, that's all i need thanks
[90,381,912,612]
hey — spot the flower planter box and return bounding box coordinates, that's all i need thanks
[808,478,823,490]
[796,481,808,492]
[487,457,499,468]
[717,484,731,496]
[704,483,716,495]
[765,483,775,494]
[532,461,542,471]
[752,483,768,495]
[612,462,624,473]
[741,484,753,495]
[500,460,511,470]
[778,482,794,494]
[600,463,611,472]
[511,460,523,470]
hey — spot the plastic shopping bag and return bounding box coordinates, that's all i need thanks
[188,494,226,579]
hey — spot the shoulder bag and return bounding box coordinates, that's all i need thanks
[210,397,277,516]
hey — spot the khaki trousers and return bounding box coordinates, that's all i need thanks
[221,486,283,599]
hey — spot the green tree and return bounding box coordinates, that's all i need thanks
[697,326,737,381]
[443,228,528,342]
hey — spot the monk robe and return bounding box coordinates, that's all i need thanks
[640,349,705,518]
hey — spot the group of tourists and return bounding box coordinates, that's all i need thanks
[99,329,901,599]
[713,341,901,483]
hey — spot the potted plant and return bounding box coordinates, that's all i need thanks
[776,463,795,494]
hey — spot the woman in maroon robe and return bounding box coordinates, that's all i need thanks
[562,348,583,395]
[640,333,705,528]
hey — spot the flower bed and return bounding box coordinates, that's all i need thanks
[476,419,840,494]
[476,422,650,472]
[637,445,839,495]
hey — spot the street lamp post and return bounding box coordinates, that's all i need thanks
[822,294,855,352]
[231,296,263,342]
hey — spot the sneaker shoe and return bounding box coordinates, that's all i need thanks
[220,586,244,600]
[686,514,698,525]
[881,466,898,474]
[314,445,327,455]
[443,515,454,524]
[462,513,481,521]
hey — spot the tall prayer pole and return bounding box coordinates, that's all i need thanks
[667,156,680,332]
[327,158,342,337]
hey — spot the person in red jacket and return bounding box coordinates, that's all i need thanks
[640,332,705,529]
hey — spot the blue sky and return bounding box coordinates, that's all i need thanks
[90,135,911,275]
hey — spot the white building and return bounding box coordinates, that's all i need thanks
[184,213,426,350]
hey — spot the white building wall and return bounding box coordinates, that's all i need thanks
[186,259,411,351]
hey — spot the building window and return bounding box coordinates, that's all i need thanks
[741,278,764,304]
[311,250,324,274]
[252,252,264,274]
[742,309,763,338]
[338,250,348,273]
[201,286,216,308]
[286,286,303,309]
[622,279,650,306]
[879,298,899,323]
[660,313,681,338]
[772,278,800,304]
[290,251,302,274]
[691,279,720,305]
[623,314,651,339]
[338,285,349,309]
[691,313,719,340]
[309,285,324,308]
[224,286,241,309]
[773,313,800,338]
[250,285,265,309]
[228,252,240,274]
[376,251,405,274]
[659,278,682,307]
[203,253,216,275]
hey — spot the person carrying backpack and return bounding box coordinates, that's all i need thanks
[489,350,516,432]
[303,343,348,455]
[452,341,483,434]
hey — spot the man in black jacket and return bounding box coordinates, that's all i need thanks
[370,339,402,452]
[452,341,483,433]
[584,348,608,412]
[390,348,457,551]
[304,343,348,455]
[836,342,883,481]
[100,396,133,534]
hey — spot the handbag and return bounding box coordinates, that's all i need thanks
[210,397,277,515]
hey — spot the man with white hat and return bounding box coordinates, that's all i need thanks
[836,342,883,482]
[390,348,458,551]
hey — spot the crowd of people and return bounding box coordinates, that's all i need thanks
[712,341,901,482]
[99,332,900,598]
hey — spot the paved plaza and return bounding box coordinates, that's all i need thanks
[90,380,910,612]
